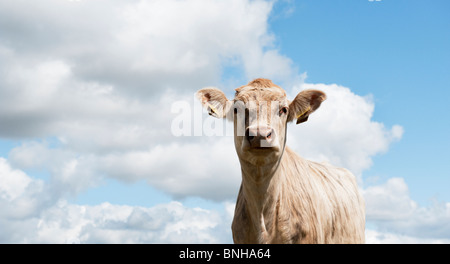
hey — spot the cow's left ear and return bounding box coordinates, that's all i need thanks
[288,89,326,124]
[196,87,231,118]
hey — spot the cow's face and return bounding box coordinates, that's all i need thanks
[197,79,326,166]
[230,85,289,166]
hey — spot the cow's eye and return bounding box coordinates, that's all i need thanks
[279,107,288,116]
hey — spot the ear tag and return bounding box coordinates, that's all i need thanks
[296,105,311,120]
[207,103,219,116]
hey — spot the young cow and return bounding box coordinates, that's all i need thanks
[196,78,365,244]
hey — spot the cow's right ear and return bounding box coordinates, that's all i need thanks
[196,87,231,118]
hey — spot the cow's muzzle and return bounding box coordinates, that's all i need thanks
[245,126,275,148]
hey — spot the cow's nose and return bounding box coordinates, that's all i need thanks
[245,126,274,147]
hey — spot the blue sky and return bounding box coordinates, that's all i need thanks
[0,0,449,243]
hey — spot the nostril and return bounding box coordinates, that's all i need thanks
[245,128,256,142]
[245,127,273,145]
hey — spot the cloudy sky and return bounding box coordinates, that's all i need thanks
[0,0,449,243]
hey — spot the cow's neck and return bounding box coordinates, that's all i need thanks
[239,153,286,243]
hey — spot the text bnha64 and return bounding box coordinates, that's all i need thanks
[179,248,271,261]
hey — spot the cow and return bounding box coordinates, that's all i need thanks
[196,78,365,244]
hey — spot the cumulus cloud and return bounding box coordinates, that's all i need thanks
[0,0,295,146]
[366,229,450,244]
[98,138,241,201]
[364,177,450,241]
[0,54,143,140]
[40,201,233,244]
[364,178,418,221]
[0,0,292,99]
[0,158,49,222]
[8,140,103,198]
[0,157,233,243]
[4,198,234,243]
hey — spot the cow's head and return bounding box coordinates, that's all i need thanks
[196,78,326,166]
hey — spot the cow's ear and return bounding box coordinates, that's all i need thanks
[196,87,231,118]
[288,89,326,124]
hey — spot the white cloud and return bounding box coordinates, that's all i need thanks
[5,199,234,243]
[42,201,232,244]
[366,229,450,244]
[8,141,102,198]
[0,157,234,243]
[0,157,32,201]
[8,135,241,201]
[98,137,241,201]
[0,0,295,146]
[0,158,48,221]
[0,0,291,98]
[363,177,450,242]
[364,178,418,221]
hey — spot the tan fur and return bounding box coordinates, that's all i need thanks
[196,78,365,244]
[232,147,365,243]
[234,79,286,104]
